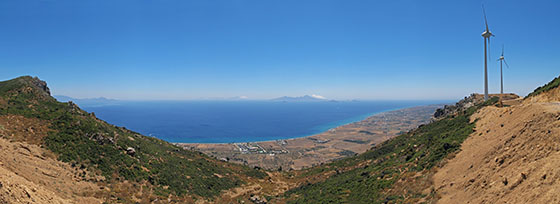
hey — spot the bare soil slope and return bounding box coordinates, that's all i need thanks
[0,115,101,204]
[0,137,101,204]
[433,101,560,203]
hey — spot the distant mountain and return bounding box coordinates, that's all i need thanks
[228,96,250,100]
[54,95,119,107]
[272,95,328,102]
[52,95,74,102]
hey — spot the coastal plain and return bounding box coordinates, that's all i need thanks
[177,104,441,171]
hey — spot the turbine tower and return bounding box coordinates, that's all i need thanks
[481,6,494,101]
[497,45,510,95]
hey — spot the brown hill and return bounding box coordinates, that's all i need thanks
[432,79,560,203]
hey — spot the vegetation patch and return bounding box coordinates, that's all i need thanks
[343,139,368,144]
[358,130,375,135]
[336,150,357,157]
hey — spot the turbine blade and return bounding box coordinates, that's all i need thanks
[504,59,510,68]
[483,5,489,31]
[502,44,504,56]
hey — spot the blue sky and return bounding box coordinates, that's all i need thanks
[1,0,559,100]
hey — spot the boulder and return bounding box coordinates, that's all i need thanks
[126,147,136,156]
[249,195,267,204]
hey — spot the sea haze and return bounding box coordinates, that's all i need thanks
[81,100,447,143]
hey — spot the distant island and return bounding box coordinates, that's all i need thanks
[272,94,330,102]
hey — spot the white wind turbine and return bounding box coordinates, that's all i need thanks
[481,6,495,101]
[497,45,509,95]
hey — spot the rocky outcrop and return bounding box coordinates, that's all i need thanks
[2,76,53,100]
[433,94,478,120]
[249,194,267,204]
[126,147,136,156]
[29,76,50,95]
[434,93,520,120]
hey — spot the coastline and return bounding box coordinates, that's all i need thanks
[175,103,447,145]
[177,104,444,170]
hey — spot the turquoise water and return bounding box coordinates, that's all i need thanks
[82,100,445,143]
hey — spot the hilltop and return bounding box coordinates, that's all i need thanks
[0,76,266,203]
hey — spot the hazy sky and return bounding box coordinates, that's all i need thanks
[1,0,559,100]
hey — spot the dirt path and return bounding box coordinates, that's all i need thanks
[221,183,262,201]
[211,171,296,203]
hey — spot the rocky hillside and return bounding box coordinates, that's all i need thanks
[0,76,266,203]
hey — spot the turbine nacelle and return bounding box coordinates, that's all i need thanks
[482,30,493,38]
[482,5,494,39]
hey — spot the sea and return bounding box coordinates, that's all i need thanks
[81,100,448,143]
